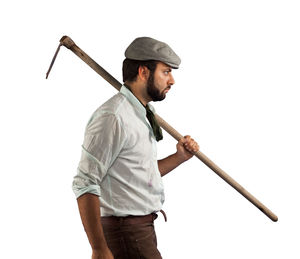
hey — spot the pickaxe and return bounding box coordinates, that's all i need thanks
[46,35,278,222]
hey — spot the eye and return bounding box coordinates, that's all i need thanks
[164,70,170,75]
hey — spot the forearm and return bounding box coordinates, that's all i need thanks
[158,135,199,177]
[158,152,185,177]
[77,193,109,251]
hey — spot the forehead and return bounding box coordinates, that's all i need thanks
[156,62,172,70]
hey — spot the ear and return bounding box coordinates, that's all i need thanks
[137,65,150,82]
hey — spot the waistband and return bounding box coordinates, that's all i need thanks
[101,210,167,226]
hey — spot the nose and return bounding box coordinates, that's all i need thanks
[169,73,175,85]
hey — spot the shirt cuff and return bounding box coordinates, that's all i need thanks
[72,185,101,199]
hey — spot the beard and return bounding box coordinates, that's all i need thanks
[146,72,167,102]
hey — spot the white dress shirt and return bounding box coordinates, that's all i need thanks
[72,85,165,216]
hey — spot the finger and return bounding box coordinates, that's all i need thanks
[185,143,195,152]
[184,138,195,147]
[183,135,191,145]
[183,135,200,152]
[192,143,199,152]
[178,137,186,145]
[184,135,191,141]
[186,142,199,152]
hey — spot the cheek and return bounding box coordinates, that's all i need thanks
[156,81,166,92]
[155,75,167,89]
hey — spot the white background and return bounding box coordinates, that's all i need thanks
[1,0,299,258]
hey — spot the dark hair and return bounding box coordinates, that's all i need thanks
[122,59,157,83]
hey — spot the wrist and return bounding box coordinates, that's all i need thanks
[173,151,187,164]
[90,236,110,251]
[92,241,109,251]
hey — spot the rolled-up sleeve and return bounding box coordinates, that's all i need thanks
[72,113,126,199]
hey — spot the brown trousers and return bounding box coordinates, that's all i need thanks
[101,214,162,259]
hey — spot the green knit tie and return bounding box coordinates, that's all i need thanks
[145,105,163,142]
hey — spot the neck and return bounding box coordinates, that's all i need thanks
[125,82,151,106]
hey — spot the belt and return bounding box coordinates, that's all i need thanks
[101,210,167,225]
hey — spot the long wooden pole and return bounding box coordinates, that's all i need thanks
[48,35,278,222]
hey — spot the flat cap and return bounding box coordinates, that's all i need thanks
[125,37,181,69]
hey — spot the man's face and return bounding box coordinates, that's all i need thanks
[146,62,175,102]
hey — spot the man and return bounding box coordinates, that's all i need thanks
[72,37,199,259]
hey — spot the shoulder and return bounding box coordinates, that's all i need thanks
[85,93,127,134]
[94,93,127,116]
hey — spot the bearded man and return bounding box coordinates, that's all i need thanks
[72,37,199,259]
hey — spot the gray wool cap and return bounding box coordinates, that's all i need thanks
[125,37,181,69]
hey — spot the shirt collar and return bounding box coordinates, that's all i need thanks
[120,85,162,140]
[120,85,147,117]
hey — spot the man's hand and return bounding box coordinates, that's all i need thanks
[158,135,199,176]
[92,248,114,259]
[176,135,199,162]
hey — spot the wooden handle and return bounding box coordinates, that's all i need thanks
[156,114,278,222]
[57,35,278,222]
